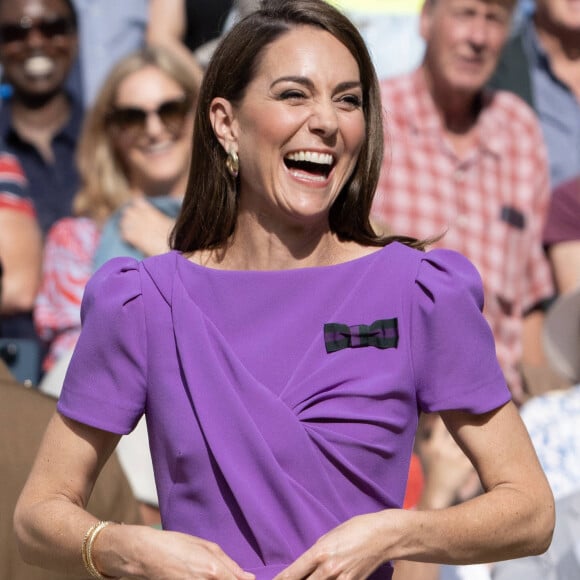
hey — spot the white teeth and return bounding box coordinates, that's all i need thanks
[24,56,55,77]
[143,141,172,154]
[286,151,334,165]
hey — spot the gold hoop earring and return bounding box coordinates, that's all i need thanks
[226,150,239,178]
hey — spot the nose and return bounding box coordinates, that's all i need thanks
[308,100,339,140]
[468,17,489,50]
[24,26,48,49]
[143,111,166,138]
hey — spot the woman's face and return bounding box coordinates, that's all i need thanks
[110,65,194,195]
[216,25,365,230]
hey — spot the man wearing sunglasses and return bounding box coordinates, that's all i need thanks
[0,0,81,235]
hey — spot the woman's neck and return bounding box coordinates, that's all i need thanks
[194,210,376,271]
[135,171,188,199]
[203,212,334,270]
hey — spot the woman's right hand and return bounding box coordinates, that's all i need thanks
[99,524,256,580]
[119,198,175,258]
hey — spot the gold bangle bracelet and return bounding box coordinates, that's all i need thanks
[81,520,117,579]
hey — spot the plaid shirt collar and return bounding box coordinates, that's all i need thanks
[406,67,509,158]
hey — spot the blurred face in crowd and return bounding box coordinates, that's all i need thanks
[108,65,194,195]
[420,0,514,98]
[535,0,580,32]
[0,0,77,100]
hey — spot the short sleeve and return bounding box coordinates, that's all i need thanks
[57,257,147,434]
[0,152,35,217]
[0,191,35,216]
[411,249,511,413]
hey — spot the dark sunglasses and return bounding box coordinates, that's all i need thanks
[0,16,75,46]
[106,97,193,136]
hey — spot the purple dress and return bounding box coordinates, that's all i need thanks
[58,242,510,579]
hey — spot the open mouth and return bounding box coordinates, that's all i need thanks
[24,56,55,78]
[142,140,174,154]
[284,151,335,179]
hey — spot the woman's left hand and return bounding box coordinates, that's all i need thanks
[273,511,398,580]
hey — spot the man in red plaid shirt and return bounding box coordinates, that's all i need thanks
[371,0,555,404]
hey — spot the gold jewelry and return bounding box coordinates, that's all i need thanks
[81,521,117,579]
[226,149,239,178]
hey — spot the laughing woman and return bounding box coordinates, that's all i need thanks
[15,2,553,579]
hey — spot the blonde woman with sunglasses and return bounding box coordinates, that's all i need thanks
[34,45,197,376]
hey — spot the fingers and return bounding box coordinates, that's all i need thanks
[273,540,367,580]
[201,539,256,579]
[274,512,393,579]
[121,198,158,223]
[274,540,330,580]
[274,556,317,580]
[119,199,174,255]
[140,530,256,580]
[121,200,170,231]
[274,553,370,580]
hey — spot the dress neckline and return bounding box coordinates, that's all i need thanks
[172,244,393,276]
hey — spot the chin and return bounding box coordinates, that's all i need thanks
[18,80,61,95]
[144,171,183,187]
[450,77,488,97]
[448,67,493,92]
[136,157,183,174]
[285,205,334,227]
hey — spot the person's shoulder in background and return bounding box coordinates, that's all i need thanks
[0,151,34,216]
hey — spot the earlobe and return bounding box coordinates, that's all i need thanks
[209,97,238,153]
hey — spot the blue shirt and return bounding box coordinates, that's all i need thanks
[93,196,183,271]
[68,0,148,107]
[521,17,580,188]
[0,97,82,234]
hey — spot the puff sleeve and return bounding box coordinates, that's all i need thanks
[57,257,147,434]
[411,249,511,413]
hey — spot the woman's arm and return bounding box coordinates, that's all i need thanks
[14,412,255,579]
[14,412,122,573]
[273,401,554,579]
[405,401,554,563]
[548,240,580,295]
[0,207,42,314]
[146,0,204,89]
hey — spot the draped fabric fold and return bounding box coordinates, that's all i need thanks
[171,278,348,560]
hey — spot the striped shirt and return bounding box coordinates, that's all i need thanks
[0,152,35,217]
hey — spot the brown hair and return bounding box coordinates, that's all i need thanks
[171,0,425,252]
[73,45,198,223]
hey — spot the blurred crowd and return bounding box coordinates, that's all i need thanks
[1,0,579,578]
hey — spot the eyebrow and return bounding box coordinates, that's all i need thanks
[270,76,362,93]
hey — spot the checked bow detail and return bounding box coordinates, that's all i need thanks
[324,318,399,353]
